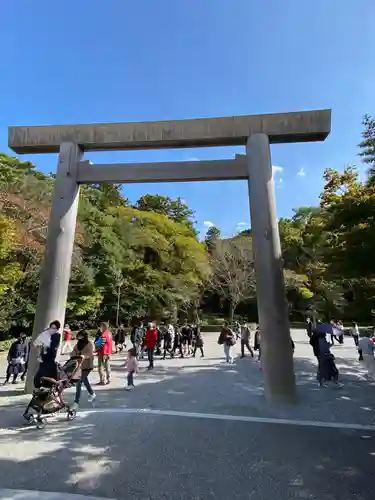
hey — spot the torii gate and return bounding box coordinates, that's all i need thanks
[8,109,331,402]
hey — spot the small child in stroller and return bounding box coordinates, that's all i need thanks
[23,356,83,429]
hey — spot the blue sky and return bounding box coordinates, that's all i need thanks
[1,0,374,238]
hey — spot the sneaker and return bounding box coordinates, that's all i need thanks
[88,393,96,403]
[70,402,79,410]
[125,386,132,391]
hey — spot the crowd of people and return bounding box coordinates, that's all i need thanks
[4,316,375,408]
[2,321,207,407]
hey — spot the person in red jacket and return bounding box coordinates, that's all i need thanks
[96,323,113,385]
[145,323,158,370]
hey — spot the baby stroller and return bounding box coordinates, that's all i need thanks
[23,356,83,429]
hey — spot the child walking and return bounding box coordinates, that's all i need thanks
[125,347,138,390]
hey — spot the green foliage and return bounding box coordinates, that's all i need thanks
[0,156,209,338]
[135,194,195,229]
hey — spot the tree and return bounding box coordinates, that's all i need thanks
[321,166,375,278]
[204,225,221,253]
[135,194,195,228]
[358,115,375,184]
[279,206,343,320]
[208,236,255,323]
[319,165,375,321]
[0,152,210,336]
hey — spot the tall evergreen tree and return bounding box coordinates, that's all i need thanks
[358,115,375,184]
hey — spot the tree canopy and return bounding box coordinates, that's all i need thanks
[1,113,375,336]
[0,155,209,337]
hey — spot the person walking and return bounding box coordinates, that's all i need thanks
[70,330,96,408]
[130,322,143,358]
[351,322,360,347]
[61,324,73,354]
[114,323,126,353]
[240,323,254,358]
[306,317,313,338]
[358,331,375,380]
[96,323,113,385]
[145,323,158,370]
[218,322,236,363]
[181,323,192,356]
[336,320,344,344]
[173,328,184,358]
[192,327,204,357]
[4,334,27,385]
[124,347,138,390]
[162,323,175,359]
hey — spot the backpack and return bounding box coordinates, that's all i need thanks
[226,335,236,346]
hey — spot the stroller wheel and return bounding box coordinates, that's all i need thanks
[67,409,77,421]
[23,413,34,424]
[36,417,47,429]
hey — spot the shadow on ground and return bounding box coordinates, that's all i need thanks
[0,349,374,425]
[0,348,374,498]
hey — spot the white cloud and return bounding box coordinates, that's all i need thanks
[203,221,215,228]
[272,165,283,177]
[297,167,306,177]
[236,222,250,232]
[186,157,200,162]
[272,165,284,187]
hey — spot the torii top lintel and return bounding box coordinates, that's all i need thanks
[8,109,331,154]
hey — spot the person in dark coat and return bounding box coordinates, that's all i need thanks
[114,324,126,353]
[192,327,204,357]
[173,328,184,358]
[4,334,27,384]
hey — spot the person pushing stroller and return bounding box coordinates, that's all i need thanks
[33,320,62,388]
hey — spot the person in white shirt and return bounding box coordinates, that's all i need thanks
[351,322,360,347]
[358,332,375,380]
